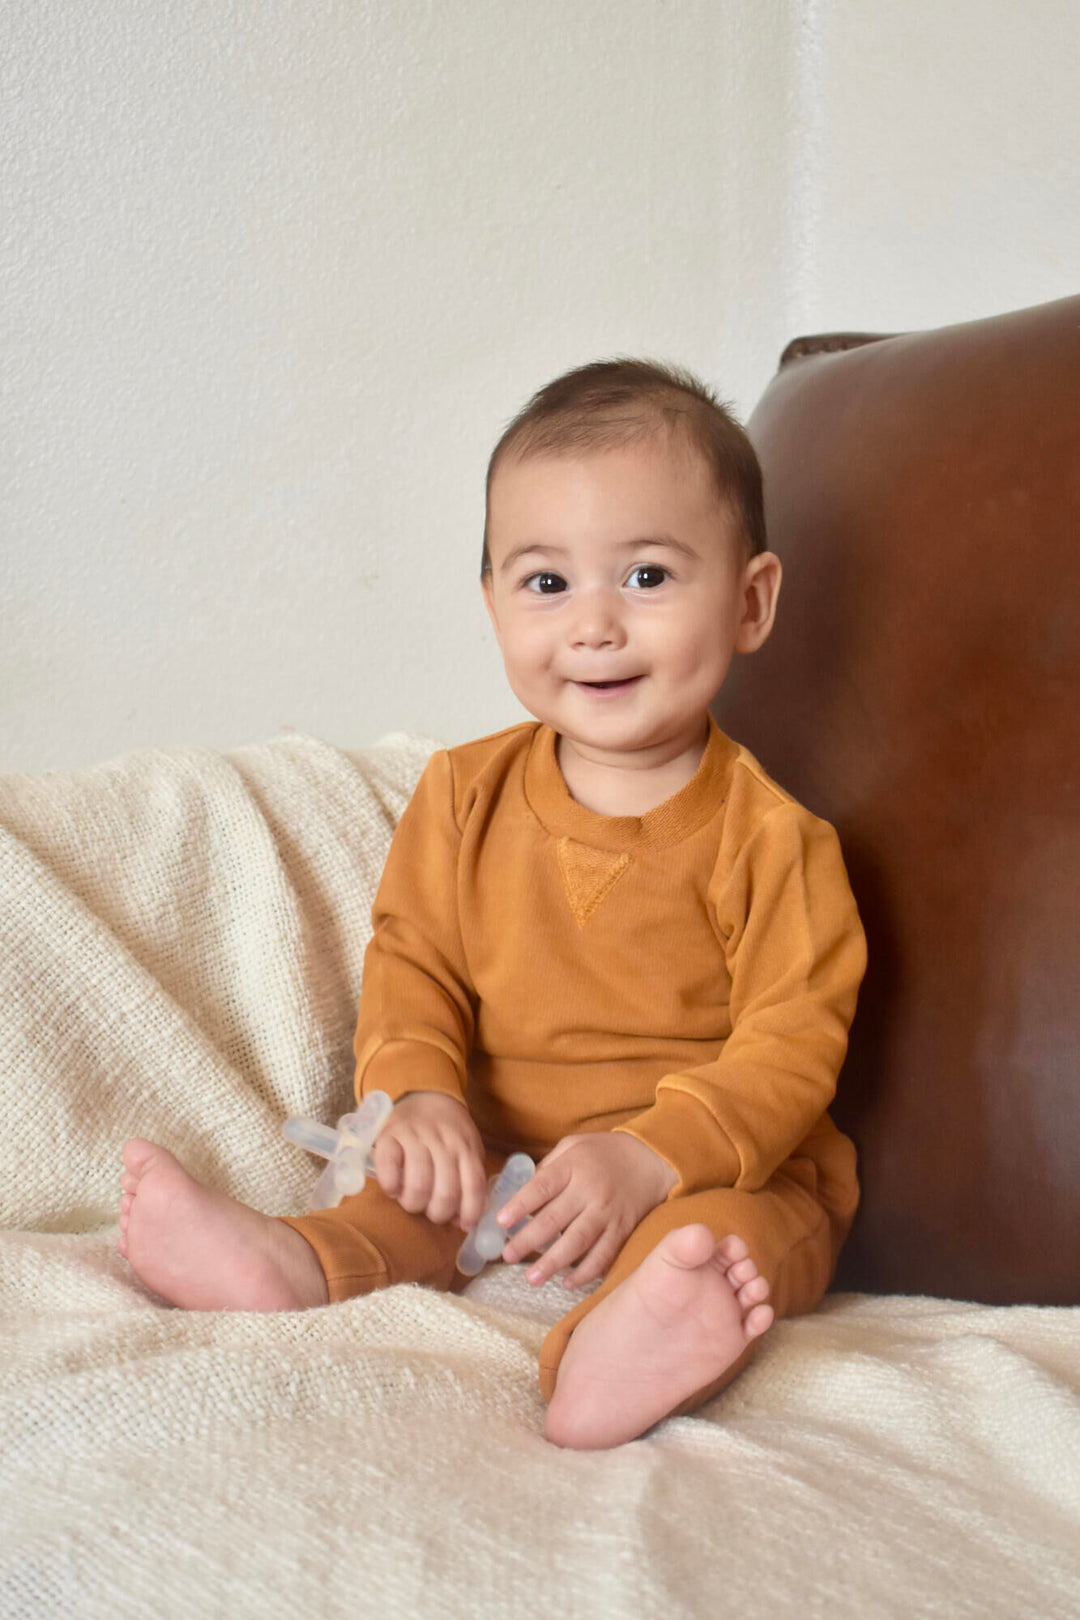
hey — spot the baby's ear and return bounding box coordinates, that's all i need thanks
[481,573,503,645]
[735,551,782,654]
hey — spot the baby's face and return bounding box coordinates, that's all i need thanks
[483,433,773,769]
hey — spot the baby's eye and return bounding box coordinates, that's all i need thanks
[625,565,669,589]
[524,572,568,594]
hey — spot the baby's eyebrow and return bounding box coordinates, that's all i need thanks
[619,534,699,560]
[498,535,699,575]
[497,543,569,575]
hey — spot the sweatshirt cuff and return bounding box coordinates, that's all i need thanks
[615,1087,741,1197]
[356,1038,467,1108]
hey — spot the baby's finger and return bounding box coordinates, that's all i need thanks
[498,1160,570,1231]
[397,1145,435,1214]
[374,1134,405,1197]
[558,1227,623,1290]
[424,1151,462,1225]
[501,1188,579,1265]
[456,1148,489,1231]
[523,1216,600,1287]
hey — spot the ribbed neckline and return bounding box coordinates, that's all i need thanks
[523,717,736,849]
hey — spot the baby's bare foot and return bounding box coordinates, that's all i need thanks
[544,1225,773,1450]
[118,1139,328,1312]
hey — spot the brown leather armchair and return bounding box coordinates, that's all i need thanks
[715,295,1080,1305]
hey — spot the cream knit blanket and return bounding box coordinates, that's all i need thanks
[1,734,1077,1618]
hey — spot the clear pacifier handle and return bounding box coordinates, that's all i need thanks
[456,1152,536,1277]
[283,1090,394,1209]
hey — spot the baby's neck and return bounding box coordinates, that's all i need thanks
[556,727,709,817]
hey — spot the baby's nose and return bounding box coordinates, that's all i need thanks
[568,587,626,648]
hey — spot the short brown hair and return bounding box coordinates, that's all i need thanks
[482,358,766,575]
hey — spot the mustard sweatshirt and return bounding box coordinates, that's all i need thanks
[355,719,866,1201]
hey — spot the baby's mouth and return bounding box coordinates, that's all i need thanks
[575,676,642,691]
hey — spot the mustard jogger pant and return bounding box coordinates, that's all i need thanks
[282,1138,855,1415]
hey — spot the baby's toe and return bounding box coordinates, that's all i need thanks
[744,1302,774,1339]
[727,1255,760,1288]
[713,1233,750,1271]
[737,1273,770,1310]
[121,1138,160,1179]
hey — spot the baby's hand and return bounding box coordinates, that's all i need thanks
[498,1132,678,1288]
[372,1092,487,1231]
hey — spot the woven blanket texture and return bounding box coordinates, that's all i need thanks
[1,733,1078,1619]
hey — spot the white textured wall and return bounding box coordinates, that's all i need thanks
[3,1,1078,770]
[793,0,1080,331]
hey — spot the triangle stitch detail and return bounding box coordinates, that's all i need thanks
[557,838,631,928]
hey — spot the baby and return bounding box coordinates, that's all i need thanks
[119,359,866,1450]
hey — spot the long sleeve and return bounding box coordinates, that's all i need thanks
[348,721,863,1200]
[353,750,476,1106]
[616,802,866,1196]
